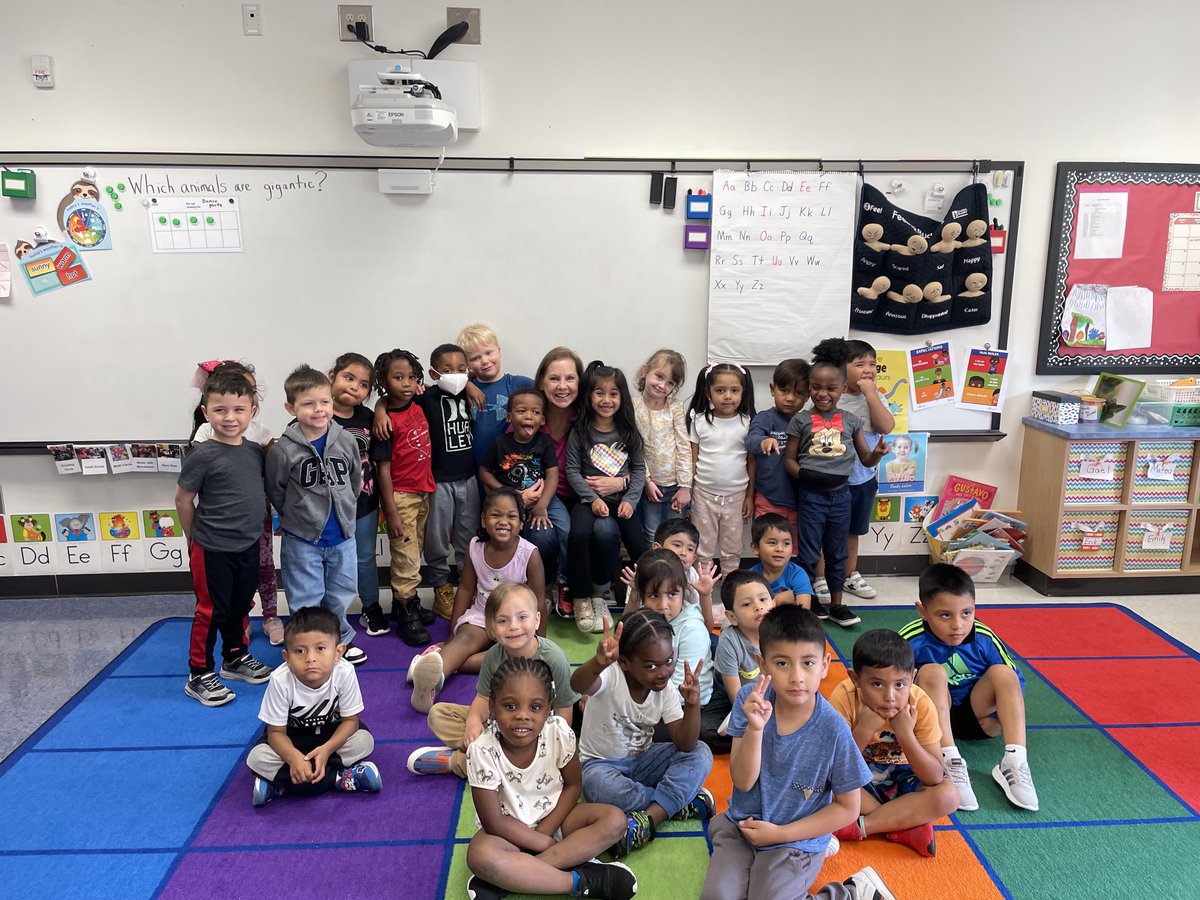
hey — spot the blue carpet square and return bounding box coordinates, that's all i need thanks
[0,748,243,850]
[110,621,278,677]
[35,677,263,750]
[0,852,176,899]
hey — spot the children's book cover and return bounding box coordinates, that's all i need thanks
[877,432,929,495]
[907,341,955,411]
[874,349,911,432]
[948,548,1016,583]
[934,475,997,519]
[11,514,52,543]
[99,511,139,541]
[142,509,178,538]
[55,512,96,542]
[957,347,1010,412]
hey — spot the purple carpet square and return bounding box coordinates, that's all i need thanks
[353,618,453,669]
[161,844,445,899]
[357,665,484,741]
[193,742,460,847]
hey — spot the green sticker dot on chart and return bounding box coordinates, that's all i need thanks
[206,216,215,224]
[172,218,181,227]
[189,216,198,224]
[117,183,126,192]
[158,216,167,224]
[106,186,116,194]
[114,202,123,211]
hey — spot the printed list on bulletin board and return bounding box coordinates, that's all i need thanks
[708,170,856,365]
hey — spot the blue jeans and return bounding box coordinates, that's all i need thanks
[281,535,358,645]
[522,494,563,584]
[638,483,685,546]
[582,741,713,817]
[795,485,851,596]
[353,511,380,609]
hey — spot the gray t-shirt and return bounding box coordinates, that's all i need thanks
[785,407,864,490]
[725,687,870,852]
[476,636,580,709]
[178,439,266,552]
[839,390,884,486]
[714,625,761,687]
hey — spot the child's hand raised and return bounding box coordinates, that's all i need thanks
[680,658,704,707]
[619,564,638,592]
[693,559,717,597]
[595,618,623,667]
[744,673,773,732]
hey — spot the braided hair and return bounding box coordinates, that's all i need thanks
[490,656,554,702]
[373,349,423,398]
[618,608,675,660]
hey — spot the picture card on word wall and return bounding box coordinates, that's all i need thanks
[907,341,956,411]
[155,443,185,472]
[106,444,135,475]
[129,443,160,472]
[47,444,81,475]
[55,512,96,542]
[957,347,1010,412]
[73,445,109,475]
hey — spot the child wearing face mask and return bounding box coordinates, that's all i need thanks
[419,343,483,620]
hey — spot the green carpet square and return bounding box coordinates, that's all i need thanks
[445,830,712,899]
[1022,666,1089,727]
[969,821,1200,899]
[546,617,607,665]
[956,729,1192,825]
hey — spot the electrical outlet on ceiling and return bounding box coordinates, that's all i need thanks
[338,4,373,41]
[447,7,481,44]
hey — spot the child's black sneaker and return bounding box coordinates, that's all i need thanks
[219,653,273,684]
[610,809,655,859]
[399,598,431,646]
[827,605,861,627]
[809,597,829,619]
[360,603,390,636]
[575,860,638,900]
[343,643,367,666]
[466,874,506,900]
[184,671,235,707]
[671,787,715,821]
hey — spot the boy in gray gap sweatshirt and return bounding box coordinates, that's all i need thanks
[267,366,366,665]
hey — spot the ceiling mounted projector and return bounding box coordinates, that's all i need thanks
[351,68,457,146]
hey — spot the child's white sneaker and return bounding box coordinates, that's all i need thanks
[842,866,895,900]
[812,576,831,605]
[844,571,877,599]
[947,756,979,811]
[409,649,445,714]
[993,756,1039,811]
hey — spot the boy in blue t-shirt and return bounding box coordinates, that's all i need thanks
[899,564,1038,813]
[746,358,808,552]
[457,322,534,469]
[748,513,817,613]
[699,605,895,900]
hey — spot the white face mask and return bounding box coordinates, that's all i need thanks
[437,372,468,395]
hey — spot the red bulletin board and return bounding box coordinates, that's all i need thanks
[1038,163,1200,374]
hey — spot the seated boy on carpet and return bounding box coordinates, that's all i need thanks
[829,629,958,857]
[899,564,1039,812]
[699,605,894,900]
[246,607,381,805]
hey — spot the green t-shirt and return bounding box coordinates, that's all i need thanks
[476,636,580,709]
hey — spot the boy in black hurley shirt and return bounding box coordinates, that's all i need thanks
[420,343,481,619]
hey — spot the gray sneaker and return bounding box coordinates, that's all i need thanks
[219,653,273,684]
[947,756,979,811]
[184,671,235,707]
[812,577,832,605]
[993,756,1039,811]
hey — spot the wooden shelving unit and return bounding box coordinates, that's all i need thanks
[1016,417,1200,594]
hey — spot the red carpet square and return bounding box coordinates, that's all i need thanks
[1032,657,1200,725]
[1109,725,1200,813]
[980,606,1184,659]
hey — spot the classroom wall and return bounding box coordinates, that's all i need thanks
[3,1,1198,547]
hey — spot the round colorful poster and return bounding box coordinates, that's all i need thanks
[58,197,113,251]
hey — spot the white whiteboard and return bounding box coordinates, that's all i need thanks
[0,160,1014,446]
[0,165,710,444]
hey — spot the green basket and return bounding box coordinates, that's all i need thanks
[1169,404,1200,426]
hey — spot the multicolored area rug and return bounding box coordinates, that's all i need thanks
[1,603,1197,899]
